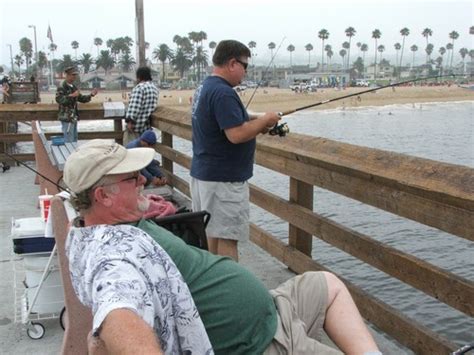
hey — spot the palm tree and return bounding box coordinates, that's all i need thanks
[372,29,381,82]
[193,46,208,82]
[360,43,368,65]
[37,51,48,76]
[14,54,24,75]
[344,26,356,71]
[305,43,313,66]
[19,37,33,73]
[119,52,136,73]
[425,44,434,63]
[71,41,79,60]
[56,54,75,74]
[421,28,433,63]
[448,31,459,69]
[78,53,93,73]
[342,41,350,69]
[394,43,401,69]
[356,42,362,57]
[438,46,446,69]
[153,44,174,82]
[399,27,410,77]
[377,45,385,62]
[470,26,474,35]
[410,45,418,68]
[326,49,333,71]
[287,44,295,69]
[94,37,103,58]
[459,48,468,74]
[248,41,256,66]
[209,41,217,59]
[96,50,115,74]
[171,47,192,78]
[268,42,276,58]
[446,43,454,70]
[318,29,329,71]
[339,49,347,69]
[469,49,474,70]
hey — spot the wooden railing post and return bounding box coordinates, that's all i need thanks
[161,131,173,174]
[113,118,123,144]
[0,121,5,159]
[288,177,313,256]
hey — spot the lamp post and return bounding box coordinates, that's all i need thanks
[7,44,14,78]
[28,25,38,80]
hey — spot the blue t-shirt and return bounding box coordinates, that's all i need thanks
[190,76,255,182]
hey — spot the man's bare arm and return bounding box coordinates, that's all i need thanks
[98,308,163,355]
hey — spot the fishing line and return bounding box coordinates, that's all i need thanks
[3,151,68,192]
[245,36,286,110]
[269,74,466,136]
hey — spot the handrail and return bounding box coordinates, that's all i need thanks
[151,106,473,354]
[0,104,473,353]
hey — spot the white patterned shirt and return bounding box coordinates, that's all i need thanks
[66,223,213,355]
[125,81,159,134]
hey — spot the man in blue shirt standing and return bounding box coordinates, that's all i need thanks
[190,40,281,261]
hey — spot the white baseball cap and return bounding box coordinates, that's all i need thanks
[63,139,155,193]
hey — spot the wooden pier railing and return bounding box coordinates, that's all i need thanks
[0,104,473,354]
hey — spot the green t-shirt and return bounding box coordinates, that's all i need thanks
[133,219,277,354]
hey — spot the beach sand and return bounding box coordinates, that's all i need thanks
[40,85,473,114]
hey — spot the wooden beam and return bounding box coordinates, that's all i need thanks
[0,103,123,122]
[288,177,313,256]
[0,131,121,144]
[256,149,473,241]
[249,224,456,354]
[250,184,474,316]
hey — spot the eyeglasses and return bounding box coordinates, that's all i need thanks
[235,58,248,71]
[98,172,141,188]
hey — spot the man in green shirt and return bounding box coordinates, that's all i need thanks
[64,140,380,354]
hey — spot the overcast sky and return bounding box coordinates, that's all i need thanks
[0,0,472,68]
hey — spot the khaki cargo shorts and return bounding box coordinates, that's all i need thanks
[191,178,249,241]
[264,272,342,355]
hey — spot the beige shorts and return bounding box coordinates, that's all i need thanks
[264,272,342,355]
[190,178,249,241]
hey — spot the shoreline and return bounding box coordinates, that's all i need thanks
[38,85,473,113]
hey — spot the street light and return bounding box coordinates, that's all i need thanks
[28,25,38,80]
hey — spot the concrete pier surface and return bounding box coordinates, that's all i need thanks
[0,165,408,354]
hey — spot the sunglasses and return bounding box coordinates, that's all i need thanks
[235,58,248,71]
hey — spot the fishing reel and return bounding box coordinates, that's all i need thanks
[269,122,289,137]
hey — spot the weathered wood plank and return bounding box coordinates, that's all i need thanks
[0,103,123,121]
[250,184,474,316]
[249,224,456,354]
[256,149,473,240]
[160,133,174,174]
[288,178,313,255]
[0,131,121,144]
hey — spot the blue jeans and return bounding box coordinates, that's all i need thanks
[61,121,78,142]
[141,159,164,184]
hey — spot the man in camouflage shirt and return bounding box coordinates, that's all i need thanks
[124,66,159,138]
[56,66,98,142]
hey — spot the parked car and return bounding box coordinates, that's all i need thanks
[160,82,172,89]
[354,79,369,87]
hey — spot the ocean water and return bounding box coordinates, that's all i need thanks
[172,101,474,346]
[23,101,474,345]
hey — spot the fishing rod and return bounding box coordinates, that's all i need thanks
[3,150,69,192]
[245,36,286,110]
[269,74,464,137]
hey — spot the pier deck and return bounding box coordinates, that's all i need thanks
[0,165,407,354]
